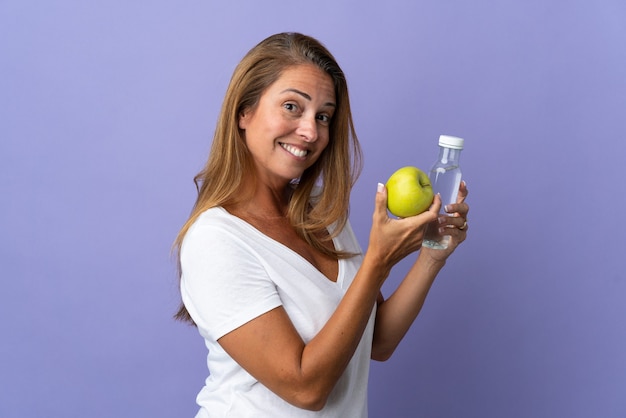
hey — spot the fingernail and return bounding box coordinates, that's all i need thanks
[377,183,384,193]
[444,205,452,213]
[438,216,447,224]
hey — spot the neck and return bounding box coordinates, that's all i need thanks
[229,181,293,220]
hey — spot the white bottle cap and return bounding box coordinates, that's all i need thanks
[439,135,464,149]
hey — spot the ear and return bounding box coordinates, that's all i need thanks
[238,108,251,130]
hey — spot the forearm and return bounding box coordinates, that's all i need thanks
[296,252,389,406]
[371,251,446,361]
[219,253,387,411]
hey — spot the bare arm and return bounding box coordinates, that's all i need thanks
[217,184,440,410]
[371,181,470,361]
[371,254,445,361]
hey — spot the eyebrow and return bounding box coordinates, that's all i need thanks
[281,88,336,108]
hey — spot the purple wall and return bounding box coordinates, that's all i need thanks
[2,1,625,417]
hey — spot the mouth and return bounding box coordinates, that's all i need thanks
[279,142,309,158]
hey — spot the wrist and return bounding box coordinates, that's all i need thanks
[417,248,447,272]
[361,251,391,285]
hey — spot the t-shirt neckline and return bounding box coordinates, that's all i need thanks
[214,206,344,287]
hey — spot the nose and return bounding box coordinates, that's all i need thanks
[296,115,318,142]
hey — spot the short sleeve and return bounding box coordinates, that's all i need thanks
[180,222,283,341]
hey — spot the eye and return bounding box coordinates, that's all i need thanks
[316,113,332,125]
[283,102,298,112]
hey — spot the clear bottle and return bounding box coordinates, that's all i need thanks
[422,135,464,250]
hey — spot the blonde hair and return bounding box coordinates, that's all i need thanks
[174,33,362,323]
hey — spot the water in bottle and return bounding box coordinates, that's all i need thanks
[422,135,464,250]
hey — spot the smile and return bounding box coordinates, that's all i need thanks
[280,143,309,158]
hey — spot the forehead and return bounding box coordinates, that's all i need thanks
[270,64,335,98]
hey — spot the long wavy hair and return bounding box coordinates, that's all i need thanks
[174,32,362,323]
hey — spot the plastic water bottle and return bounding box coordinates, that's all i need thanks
[422,135,464,250]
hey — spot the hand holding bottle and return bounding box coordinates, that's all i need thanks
[421,180,469,261]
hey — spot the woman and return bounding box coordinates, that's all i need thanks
[175,32,469,417]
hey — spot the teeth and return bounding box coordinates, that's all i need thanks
[281,143,308,158]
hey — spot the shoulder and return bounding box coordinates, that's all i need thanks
[191,206,236,229]
[181,207,258,262]
[185,207,248,241]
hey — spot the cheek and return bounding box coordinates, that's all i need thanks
[256,113,290,136]
[319,129,331,150]
[313,135,331,164]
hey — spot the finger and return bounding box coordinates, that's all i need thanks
[443,202,468,217]
[445,202,469,218]
[446,181,469,216]
[429,193,443,216]
[373,183,389,223]
[439,215,467,229]
[457,180,468,204]
[453,218,468,230]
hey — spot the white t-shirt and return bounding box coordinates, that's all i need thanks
[180,206,375,417]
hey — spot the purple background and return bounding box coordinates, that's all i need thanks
[2,1,625,417]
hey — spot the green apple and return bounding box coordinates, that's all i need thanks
[385,166,434,217]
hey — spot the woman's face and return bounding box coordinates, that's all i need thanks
[238,64,336,189]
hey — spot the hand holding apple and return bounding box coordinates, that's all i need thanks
[385,166,434,218]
